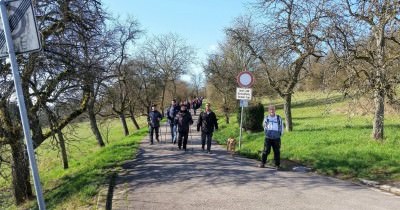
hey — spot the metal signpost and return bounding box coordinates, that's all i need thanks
[0,0,45,209]
[236,71,254,149]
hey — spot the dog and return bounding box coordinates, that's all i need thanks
[226,137,237,156]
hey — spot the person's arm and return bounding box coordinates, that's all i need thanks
[189,113,193,125]
[279,116,284,136]
[213,112,218,130]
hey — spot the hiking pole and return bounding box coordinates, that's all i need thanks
[190,124,193,151]
[165,121,168,144]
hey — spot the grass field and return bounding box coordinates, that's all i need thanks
[213,91,400,183]
[0,117,148,210]
[1,91,400,208]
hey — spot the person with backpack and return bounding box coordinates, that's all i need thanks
[166,99,180,144]
[148,104,163,145]
[174,104,193,151]
[259,105,284,168]
[197,102,218,153]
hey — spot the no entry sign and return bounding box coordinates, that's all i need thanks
[237,71,254,88]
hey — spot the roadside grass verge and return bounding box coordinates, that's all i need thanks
[1,118,147,210]
[214,92,400,183]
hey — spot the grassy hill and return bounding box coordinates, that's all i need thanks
[0,118,148,210]
[213,91,400,183]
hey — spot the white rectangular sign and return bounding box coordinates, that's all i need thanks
[236,87,252,100]
[0,0,41,58]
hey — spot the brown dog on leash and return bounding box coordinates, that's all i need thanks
[226,137,236,156]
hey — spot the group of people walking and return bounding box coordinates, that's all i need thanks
[148,98,218,153]
[148,99,284,168]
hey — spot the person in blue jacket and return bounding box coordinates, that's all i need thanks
[259,105,284,168]
[148,104,163,145]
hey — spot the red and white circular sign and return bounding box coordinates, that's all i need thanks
[237,71,254,88]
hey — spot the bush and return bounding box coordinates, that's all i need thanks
[237,103,264,132]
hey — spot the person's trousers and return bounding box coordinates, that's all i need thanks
[261,138,281,166]
[169,123,177,143]
[178,131,189,149]
[201,132,213,151]
[149,126,159,143]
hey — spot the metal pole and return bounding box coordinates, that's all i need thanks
[239,106,244,150]
[0,1,46,209]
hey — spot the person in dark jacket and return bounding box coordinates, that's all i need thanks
[166,99,180,144]
[148,104,163,145]
[197,103,218,153]
[175,105,193,151]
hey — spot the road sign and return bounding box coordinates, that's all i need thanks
[237,71,254,88]
[240,99,248,107]
[0,0,41,58]
[236,87,252,100]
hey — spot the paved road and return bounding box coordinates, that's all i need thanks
[111,113,400,210]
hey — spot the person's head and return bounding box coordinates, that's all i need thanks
[205,103,211,111]
[171,99,177,106]
[151,104,157,111]
[180,105,187,112]
[268,105,276,117]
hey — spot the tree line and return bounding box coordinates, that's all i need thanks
[0,0,197,205]
[204,0,399,140]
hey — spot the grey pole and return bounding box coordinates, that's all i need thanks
[239,106,244,149]
[0,1,46,209]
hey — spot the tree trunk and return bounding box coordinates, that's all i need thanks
[129,106,140,130]
[119,113,129,136]
[371,28,385,140]
[160,83,167,116]
[372,87,385,140]
[223,97,229,124]
[10,139,33,205]
[283,94,293,131]
[88,103,105,147]
[57,129,69,169]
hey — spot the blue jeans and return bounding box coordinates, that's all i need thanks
[169,123,177,143]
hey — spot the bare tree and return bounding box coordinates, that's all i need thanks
[204,38,254,123]
[108,16,142,136]
[0,0,107,204]
[326,0,400,139]
[189,71,204,97]
[227,0,327,131]
[141,33,195,115]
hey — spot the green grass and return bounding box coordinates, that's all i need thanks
[214,91,400,182]
[1,118,148,210]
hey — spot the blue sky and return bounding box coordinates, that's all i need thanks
[101,0,251,74]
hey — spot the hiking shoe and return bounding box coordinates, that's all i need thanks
[258,164,265,168]
[156,138,160,143]
[207,150,211,154]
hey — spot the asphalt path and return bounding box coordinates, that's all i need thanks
[111,113,400,210]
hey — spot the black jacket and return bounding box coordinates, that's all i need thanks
[174,110,193,133]
[197,111,218,133]
[148,110,163,127]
